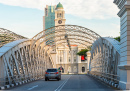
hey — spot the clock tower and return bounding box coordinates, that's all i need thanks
[55,2,66,26]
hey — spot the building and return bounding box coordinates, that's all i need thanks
[56,45,91,74]
[43,2,66,30]
[43,2,90,74]
[43,2,66,45]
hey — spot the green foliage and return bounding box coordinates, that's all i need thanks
[77,49,89,57]
[114,36,120,42]
[87,46,92,50]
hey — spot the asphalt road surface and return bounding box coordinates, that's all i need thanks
[8,75,116,91]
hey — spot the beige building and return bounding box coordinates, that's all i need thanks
[55,45,91,74]
[43,2,90,74]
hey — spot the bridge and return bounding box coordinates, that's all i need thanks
[0,0,130,90]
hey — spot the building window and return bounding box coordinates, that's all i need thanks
[57,13,62,18]
[45,8,48,16]
[69,57,71,62]
[60,13,62,17]
[82,67,85,72]
[60,57,62,62]
[74,57,76,62]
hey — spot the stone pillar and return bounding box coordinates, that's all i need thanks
[114,0,130,90]
[87,51,91,72]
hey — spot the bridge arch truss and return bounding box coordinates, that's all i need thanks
[0,28,27,47]
[0,25,101,86]
[89,37,120,86]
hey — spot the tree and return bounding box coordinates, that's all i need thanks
[114,36,120,42]
[77,49,89,57]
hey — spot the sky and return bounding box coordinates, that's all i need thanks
[0,0,120,38]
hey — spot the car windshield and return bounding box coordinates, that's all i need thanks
[47,69,57,72]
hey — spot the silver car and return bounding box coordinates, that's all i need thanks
[45,68,61,81]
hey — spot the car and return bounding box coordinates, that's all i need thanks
[45,68,61,81]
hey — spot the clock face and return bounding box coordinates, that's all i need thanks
[58,20,62,24]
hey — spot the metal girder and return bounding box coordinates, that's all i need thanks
[89,37,120,84]
[35,35,92,57]
[31,25,101,54]
[0,28,27,47]
[33,25,100,40]
[32,25,100,42]
[65,34,71,51]
[34,34,93,52]
[0,25,102,86]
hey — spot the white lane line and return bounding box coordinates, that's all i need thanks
[27,85,38,90]
[58,75,72,91]
[54,80,67,91]
[55,75,72,91]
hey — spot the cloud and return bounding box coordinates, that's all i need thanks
[0,0,119,19]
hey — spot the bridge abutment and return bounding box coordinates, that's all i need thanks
[114,0,130,90]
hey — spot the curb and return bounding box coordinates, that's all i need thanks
[0,77,44,90]
[87,74,119,90]
[0,79,32,90]
[0,86,5,90]
[5,85,10,89]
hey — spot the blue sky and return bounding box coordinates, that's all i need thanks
[0,0,120,38]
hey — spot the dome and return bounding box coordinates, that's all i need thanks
[56,2,63,9]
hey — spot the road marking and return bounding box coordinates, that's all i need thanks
[27,85,38,90]
[54,80,67,91]
[55,75,72,91]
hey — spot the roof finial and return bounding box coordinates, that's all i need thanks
[56,2,63,9]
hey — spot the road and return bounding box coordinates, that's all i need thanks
[8,75,116,91]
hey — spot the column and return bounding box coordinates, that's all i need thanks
[114,0,130,90]
[87,51,91,72]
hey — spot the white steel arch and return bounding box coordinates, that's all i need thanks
[0,25,101,86]
[89,37,120,87]
[0,28,27,47]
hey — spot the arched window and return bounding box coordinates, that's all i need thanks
[69,57,71,62]
[82,67,85,72]
[60,13,62,17]
[60,57,62,62]
[57,13,62,18]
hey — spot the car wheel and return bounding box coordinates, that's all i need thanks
[45,78,48,81]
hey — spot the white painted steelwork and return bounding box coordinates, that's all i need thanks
[0,25,101,87]
[89,37,120,87]
[0,28,27,47]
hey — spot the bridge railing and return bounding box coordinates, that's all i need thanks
[88,71,120,84]
[0,73,45,86]
[89,37,120,88]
